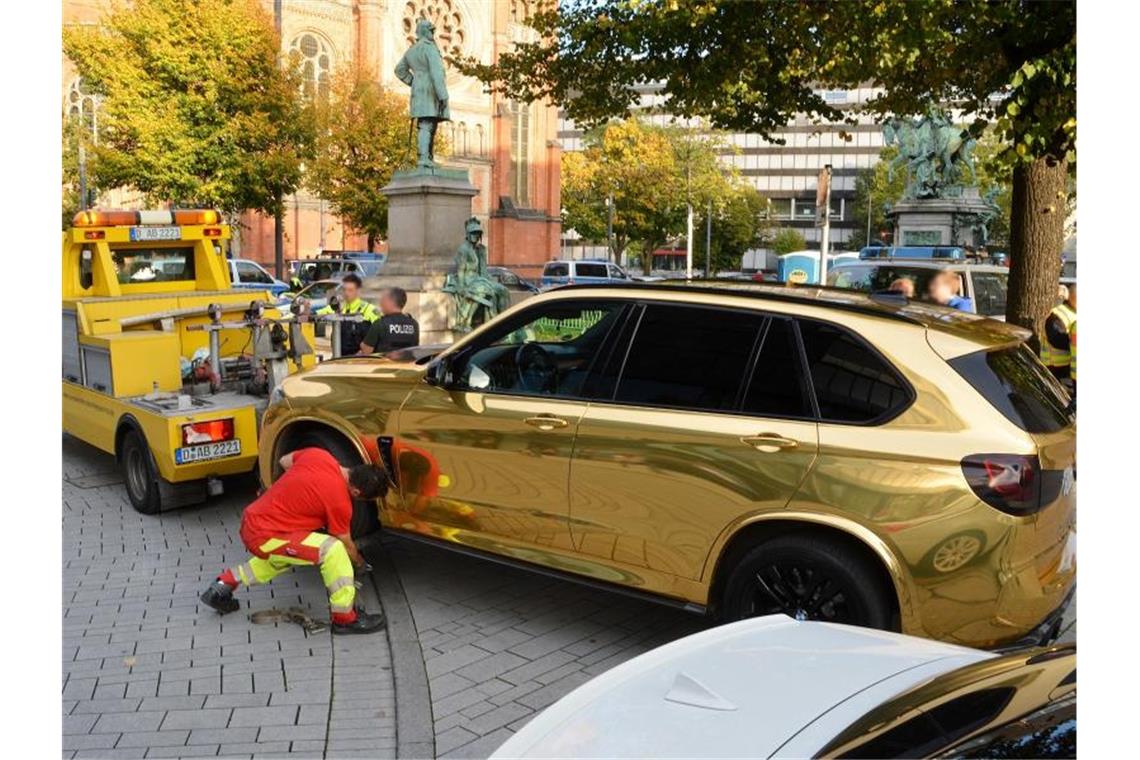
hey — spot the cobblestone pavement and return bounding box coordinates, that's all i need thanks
[63,435,1075,759]
[63,436,396,760]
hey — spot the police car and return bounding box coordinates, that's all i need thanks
[828,258,1011,318]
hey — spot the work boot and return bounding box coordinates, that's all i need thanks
[200,581,240,615]
[332,609,386,635]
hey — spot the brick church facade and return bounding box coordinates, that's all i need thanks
[63,0,561,278]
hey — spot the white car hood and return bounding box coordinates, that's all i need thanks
[492,616,993,759]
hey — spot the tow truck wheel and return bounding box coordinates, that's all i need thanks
[120,429,162,515]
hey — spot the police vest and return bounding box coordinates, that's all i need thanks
[1040,303,1076,369]
[320,299,378,355]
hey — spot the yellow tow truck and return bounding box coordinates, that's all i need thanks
[62,209,321,513]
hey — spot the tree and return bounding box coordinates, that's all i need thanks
[848,146,906,250]
[771,228,807,256]
[63,0,313,218]
[694,184,771,273]
[308,66,426,251]
[464,0,1075,345]
[561,118,738,274]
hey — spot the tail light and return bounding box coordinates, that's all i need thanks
[962,454,1041,515]
[203,227,222,237]
[182,419,235,446]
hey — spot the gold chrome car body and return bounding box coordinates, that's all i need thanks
[258,284,1076,648]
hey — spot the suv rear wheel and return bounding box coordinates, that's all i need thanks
[721,533,893,629]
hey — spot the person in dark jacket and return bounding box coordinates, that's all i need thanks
[359,287,420,355]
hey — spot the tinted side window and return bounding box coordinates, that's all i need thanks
[544,263,568,277]
[576,263,608,278]
[742,318,812,418]
[948,344,1072,433]
[971,271,1009,317]
[798,319,911,423]
[615,305,764,412]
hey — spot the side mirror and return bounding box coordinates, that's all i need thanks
[424,357,450,387]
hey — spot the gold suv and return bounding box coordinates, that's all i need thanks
[258,283,1076,648]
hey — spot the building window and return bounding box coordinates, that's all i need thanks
[508,101,530,206]
[66,77,99,140]
[457,122,468,155]
[290,32,332,100]
[475,124,485,156]
[403,0,466,60]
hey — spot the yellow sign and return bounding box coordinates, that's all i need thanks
[788,269,809,284]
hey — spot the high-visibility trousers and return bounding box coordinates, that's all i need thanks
[228,531,356,619]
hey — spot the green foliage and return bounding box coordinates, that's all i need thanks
[771,228,807,256]
[695,184,772,272]
[848,146,906,250]
[561,118,763,273]
[62,0,314,216]
[308,66,426,250]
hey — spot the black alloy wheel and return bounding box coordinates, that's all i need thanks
[721,533,893,630]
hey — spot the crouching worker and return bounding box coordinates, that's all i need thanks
[199,448,389,635]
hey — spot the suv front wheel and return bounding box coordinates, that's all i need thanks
[721,533,893,629]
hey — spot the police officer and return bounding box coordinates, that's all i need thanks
[359,287,420,355]
[316,274,378,356]
[1041,278,1076,393]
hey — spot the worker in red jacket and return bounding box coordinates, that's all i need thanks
[200,448,389,634]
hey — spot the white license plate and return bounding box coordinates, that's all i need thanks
[175,439,241,464]
[130,226,182,241]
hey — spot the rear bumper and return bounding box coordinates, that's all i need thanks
[995,585,1075,651]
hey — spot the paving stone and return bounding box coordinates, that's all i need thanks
[91,711,165,733]
[115,730,191,748]
[228,705,299,727]
[159,708,233,730]
[187,727,260,746]
[144,743,222,757]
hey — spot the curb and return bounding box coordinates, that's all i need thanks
[368,540,436,759]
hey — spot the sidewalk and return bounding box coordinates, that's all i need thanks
[62,436,395,759]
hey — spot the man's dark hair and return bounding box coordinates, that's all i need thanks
[342,273,363,288]
[348,464,389,500]
[387,287,407,309]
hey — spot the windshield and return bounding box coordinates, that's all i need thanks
[300,281,338,299]
[830,264,945,299]
[112,246,195,283]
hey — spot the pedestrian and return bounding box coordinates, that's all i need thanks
[1042,278,1077,392]
[928,270,974,311]
[317,273,378,355]
[199,448,389,634]
[888,277,915,298]
[359,287,421,355]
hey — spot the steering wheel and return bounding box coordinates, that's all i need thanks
[515,343,557,394]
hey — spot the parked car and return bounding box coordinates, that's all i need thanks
[295,252,386,282]
[492,616,1075,759]
[540,259,632,288]
[488,266,540,293]
[257,281,1075,649]
[276,279,340,312]
[828,260,1012,319]
[228,258,290,297]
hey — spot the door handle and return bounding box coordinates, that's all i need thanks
[741,434,798,453]
[524,415,570,431]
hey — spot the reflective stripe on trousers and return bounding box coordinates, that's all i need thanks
[228,532,355,614]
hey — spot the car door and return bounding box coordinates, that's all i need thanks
[568,303,819,590]
[969,270,1010,319]
[392,298,629,558]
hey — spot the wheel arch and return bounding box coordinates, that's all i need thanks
[706,513,921,635]
[269,417,370,476]
[113,414,147,462]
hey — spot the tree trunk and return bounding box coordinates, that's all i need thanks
[1005,156,1068,352]
[366,233,375,253]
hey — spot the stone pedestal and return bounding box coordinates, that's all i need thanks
[888,188,999,249]
[369,167,477,345]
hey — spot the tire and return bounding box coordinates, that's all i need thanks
[721,532,893,631]
[918,530,987,576]
[120,428,162,515]
[295,430,382,539]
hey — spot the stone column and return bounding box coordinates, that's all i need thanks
[371,168,478,345]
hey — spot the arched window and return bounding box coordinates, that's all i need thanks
[402,0,466,60]
[290,32,333,100]
[457,122,468,156]
[66,77,99,140]
[475,124,485,156]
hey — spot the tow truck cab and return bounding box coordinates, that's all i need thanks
[61,209,316,513]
